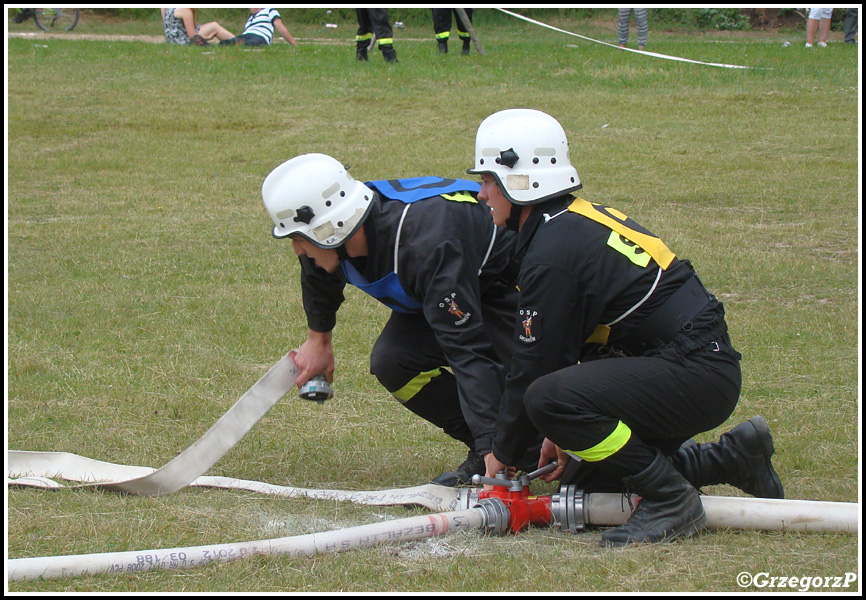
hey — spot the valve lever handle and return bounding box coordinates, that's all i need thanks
[525,461,557,480]
[471,462,558,488]
[471,474,510,487]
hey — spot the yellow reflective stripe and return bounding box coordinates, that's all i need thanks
[378,38,394,45]
[393,368,441,402]
[567,198,675,269]
[607,230,652,267]
[356,33,373,41]
[567,421,632,462]
[441,191,477,203]
[435,32,451,40]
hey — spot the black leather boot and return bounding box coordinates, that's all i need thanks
[356,40,369,61]
[432,448,484,487]
[380,44,398,63]
[671,416,784,499]
[601,451,706,547]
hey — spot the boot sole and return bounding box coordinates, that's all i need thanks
[600,513,707,547]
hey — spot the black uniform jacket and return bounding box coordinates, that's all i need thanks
[299,190,519,455]
[491,194,729,466]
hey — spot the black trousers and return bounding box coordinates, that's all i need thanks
[356,8,393,41]
[524,337,741,479]
[432,8,473,37]
[844,8,858,43]
[370,288,515,449]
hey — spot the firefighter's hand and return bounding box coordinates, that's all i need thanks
[290,330,334,388]
[482,453,510,490]
[538,438,569,483]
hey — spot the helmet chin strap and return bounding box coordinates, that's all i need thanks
[505,202,523,232]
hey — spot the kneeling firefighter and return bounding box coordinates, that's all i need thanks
[470,109,783,546]
[263,153,539,486]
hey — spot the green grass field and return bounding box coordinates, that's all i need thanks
[6,11,861,593]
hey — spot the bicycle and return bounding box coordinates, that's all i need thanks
[11,8,80,32]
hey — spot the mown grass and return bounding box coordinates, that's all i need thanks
[6,12,860,593]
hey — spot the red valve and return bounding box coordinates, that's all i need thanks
[472,464,560,534]
[470,465,588,535]
[478,485,553,533]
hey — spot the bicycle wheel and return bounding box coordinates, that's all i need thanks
[33,8,80,32]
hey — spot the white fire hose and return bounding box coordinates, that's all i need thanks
[7,507,486,582]
[7,355,859,582]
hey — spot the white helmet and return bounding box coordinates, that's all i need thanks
[468,108,581,204]
[262,153,374,248]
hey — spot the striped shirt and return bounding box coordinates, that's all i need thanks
[242,8,281,44]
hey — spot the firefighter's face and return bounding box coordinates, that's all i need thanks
[291,237,341,273]
[478,174,512,228]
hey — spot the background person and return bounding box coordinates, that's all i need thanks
[220,7,298,47]
[843,7,857,43]
[431,8,474,55]
[617,8,649,50]
[161,7,235,46]
[355,8,397,62]
[805,7,833,47]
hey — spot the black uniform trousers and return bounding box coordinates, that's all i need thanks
[356,8,393,41]
[432,8,473,39]
[369,287,515,451]
[524,334,741,482]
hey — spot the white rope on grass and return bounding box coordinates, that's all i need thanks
[496,8,758,70]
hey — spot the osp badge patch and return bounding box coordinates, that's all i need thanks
[440,293,471,326]
[519,308,541,344]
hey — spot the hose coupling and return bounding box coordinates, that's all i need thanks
[549,484,586,534]
[473,497,510,536]
[299,374,333,403]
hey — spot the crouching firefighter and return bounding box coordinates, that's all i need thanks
[469,109,783,546]
[262,153,539,486]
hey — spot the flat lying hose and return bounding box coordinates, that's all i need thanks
[7,352,468,511]
[18,353,300,495]
[63,354,298,495]
[7,449,464,512]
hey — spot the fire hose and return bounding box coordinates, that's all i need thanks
[8,459,859,582]
[7,355,859,582]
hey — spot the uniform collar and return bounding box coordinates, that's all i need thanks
[517,195,574,250]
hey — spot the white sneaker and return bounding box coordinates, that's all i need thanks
[817,41,827,47]
[805,43,813,48]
